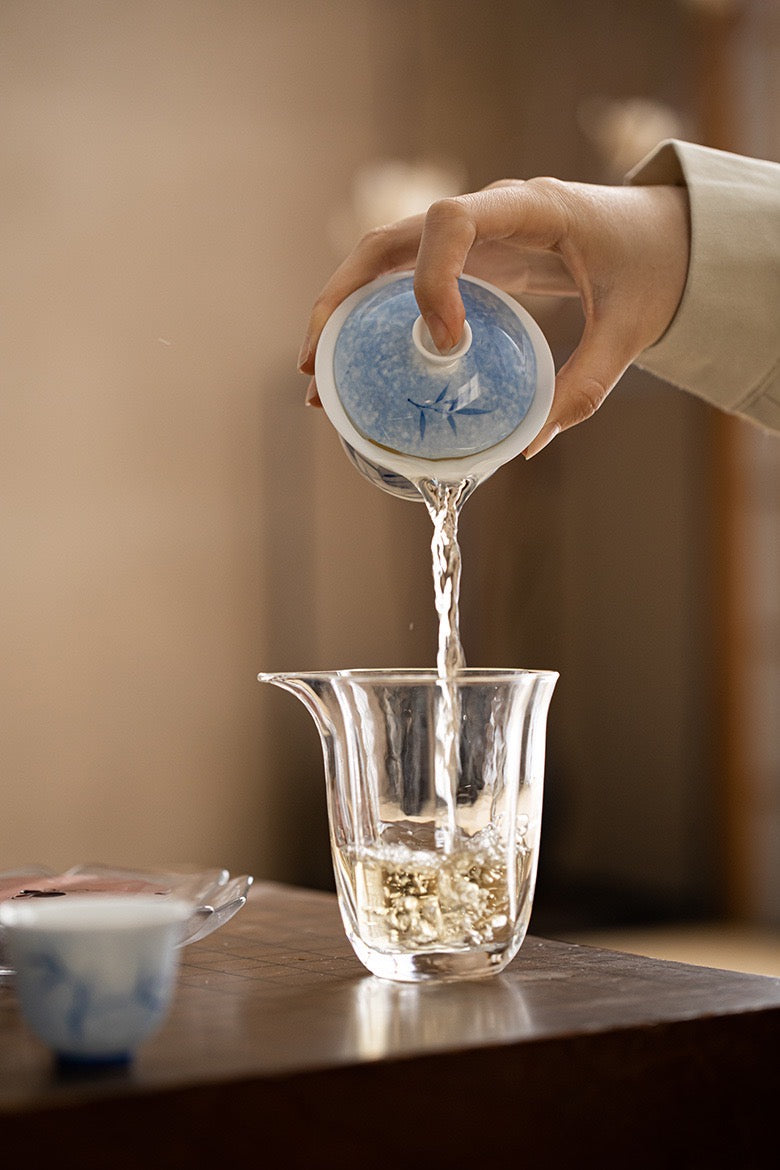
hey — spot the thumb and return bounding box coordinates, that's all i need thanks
[523,327,633,459]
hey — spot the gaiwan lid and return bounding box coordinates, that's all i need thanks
[315,272,555,486]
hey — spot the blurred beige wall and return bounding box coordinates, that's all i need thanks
[0,0,417,879]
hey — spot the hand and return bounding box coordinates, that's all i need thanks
[298,177,690,457]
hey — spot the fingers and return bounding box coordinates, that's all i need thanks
[463,245,578,298]
[413,198,477,350]
[297,213,426,374]
[414,182,569,351]
[523,324,633,458]
[304,378,322,408]
[298,180,570,374]
[522,422,560,460]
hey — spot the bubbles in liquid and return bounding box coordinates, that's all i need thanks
[341,825,531,953]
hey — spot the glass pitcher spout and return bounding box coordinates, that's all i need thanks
[257,672,339,740]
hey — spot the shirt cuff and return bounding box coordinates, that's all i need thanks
[626,139,780,430]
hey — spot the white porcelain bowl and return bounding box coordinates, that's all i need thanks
[0,894,193,1064]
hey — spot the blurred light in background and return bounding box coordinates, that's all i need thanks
[327,158,465,254]
[577,96,687,179]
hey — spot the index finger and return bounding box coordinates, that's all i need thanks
[413,182,568,350]
[297,213,425,373]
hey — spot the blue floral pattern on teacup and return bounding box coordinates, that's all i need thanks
[17,943,175,1060]
[23,947,172,1058]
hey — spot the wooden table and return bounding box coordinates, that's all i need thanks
[1,882,778,1167]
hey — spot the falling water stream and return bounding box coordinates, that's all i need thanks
[417,476,477,849]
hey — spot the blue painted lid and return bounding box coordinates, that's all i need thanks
[330,275,538,460]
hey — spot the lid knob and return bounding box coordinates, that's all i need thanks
[411,316,473,365]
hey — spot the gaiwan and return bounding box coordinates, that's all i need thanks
[314,272,555,499]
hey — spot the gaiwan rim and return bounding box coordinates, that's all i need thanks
[315,272,556,483]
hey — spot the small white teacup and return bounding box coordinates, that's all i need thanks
[0,894,193,1064]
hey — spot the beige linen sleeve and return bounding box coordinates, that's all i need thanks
[626,139,780,432]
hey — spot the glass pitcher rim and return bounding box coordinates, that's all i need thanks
[258,667,559,685]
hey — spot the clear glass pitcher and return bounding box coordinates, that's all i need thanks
[258,668,558,982]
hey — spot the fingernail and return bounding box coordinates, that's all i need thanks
[304,378,319,406]
[523,424,560,459]
[297,338,312,371]
[426,313,454,353]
